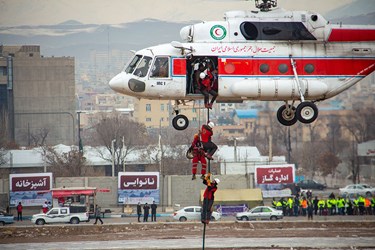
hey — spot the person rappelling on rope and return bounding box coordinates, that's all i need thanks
[200,121,218,160]
[199,67,218,109]
[190,133,207,180]
[201,173,219,224]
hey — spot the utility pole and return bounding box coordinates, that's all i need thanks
[111,139,116,177]
[122,137,126,172]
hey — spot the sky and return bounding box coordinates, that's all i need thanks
[0,0,355,27]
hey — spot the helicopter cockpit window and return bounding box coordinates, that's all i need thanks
[124,55,142,74]
[133,56,152,78]
[150,57,169,78]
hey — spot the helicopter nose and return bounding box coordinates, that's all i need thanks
[109,73,125,92]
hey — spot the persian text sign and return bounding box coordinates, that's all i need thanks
[118,172,159,190]
[255,165,294,185]
[10,173,52,192]
[117,172,159,204]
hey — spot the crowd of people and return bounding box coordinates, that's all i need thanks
[272,191,375,219]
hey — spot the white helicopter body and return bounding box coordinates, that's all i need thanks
[109,3,375,130]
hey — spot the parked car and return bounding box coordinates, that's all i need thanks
[0,211,14,226]
[172,206,221,222]
[31,207,90,225]
[339,184,375,197]
[235,206,283,221]
[297,179,327,190]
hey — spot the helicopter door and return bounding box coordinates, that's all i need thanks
[186,56,218,95]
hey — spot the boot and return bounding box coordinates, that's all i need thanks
[192,174,196,180]
[205,153,213,160]
[204,103,209,109]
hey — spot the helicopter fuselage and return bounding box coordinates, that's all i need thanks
[109,7,375,128]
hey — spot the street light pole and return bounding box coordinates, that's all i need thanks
[111,139,116,177]
[77,111,83,153]
[122,136,125,172]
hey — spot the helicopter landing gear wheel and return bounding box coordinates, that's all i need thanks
[296,102,318,124]
[172,115,189,130]
[277,104,297,126]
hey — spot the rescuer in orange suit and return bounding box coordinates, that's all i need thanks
[190,133,207,180]
[200,122,217,160]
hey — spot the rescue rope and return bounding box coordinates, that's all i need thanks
[202,107,211,250]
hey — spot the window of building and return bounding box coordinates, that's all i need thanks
[146,104,151,112]
[146,118,151,122]
[0,66,7,76]
[161,104,164,111]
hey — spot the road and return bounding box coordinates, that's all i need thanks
[1,215,375,249]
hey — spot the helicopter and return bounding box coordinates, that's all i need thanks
[109,0,375,130]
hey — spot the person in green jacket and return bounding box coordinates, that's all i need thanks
[336,196,345,215]
[353,195,359,215]
[318,198,326,216]
[358,195,365,215]
[326,199,332,215]
[287,197,294,216]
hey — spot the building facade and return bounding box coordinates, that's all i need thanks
[0,45,76,146]
[133,99,206,129]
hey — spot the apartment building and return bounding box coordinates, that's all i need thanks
[0,45,76,146]
[133,99,206,129]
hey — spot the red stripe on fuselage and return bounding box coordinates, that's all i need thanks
[218,58,375,76]
[172,58,375,77]
[328,29,375,42]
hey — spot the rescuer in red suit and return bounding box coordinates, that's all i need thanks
[200,122,218,160]
[199,70,218,109]
[190,133,207,180]
[201,173,219,224]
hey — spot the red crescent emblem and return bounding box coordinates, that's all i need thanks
[214,28,221,36]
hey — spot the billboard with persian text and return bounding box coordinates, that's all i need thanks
[254,165,295,198]
[117,172,159,204]
[9,173,53,207]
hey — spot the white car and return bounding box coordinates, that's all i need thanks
[236,206,283,221]
[31,207,89,225]
[339,184,375,197]
[172,206,221,222]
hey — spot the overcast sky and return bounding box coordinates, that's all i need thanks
[0,0,355,27]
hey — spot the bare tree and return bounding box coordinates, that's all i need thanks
[139,126,195,175]
[341,108,375,183]
[293,141,327,178]
[41,146,96,177]
[318,151,341,178]
[88,112,148,175]
[29,128,50,146]
[0,108,8,166]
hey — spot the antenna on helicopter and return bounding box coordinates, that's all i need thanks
[255,0,277,12]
